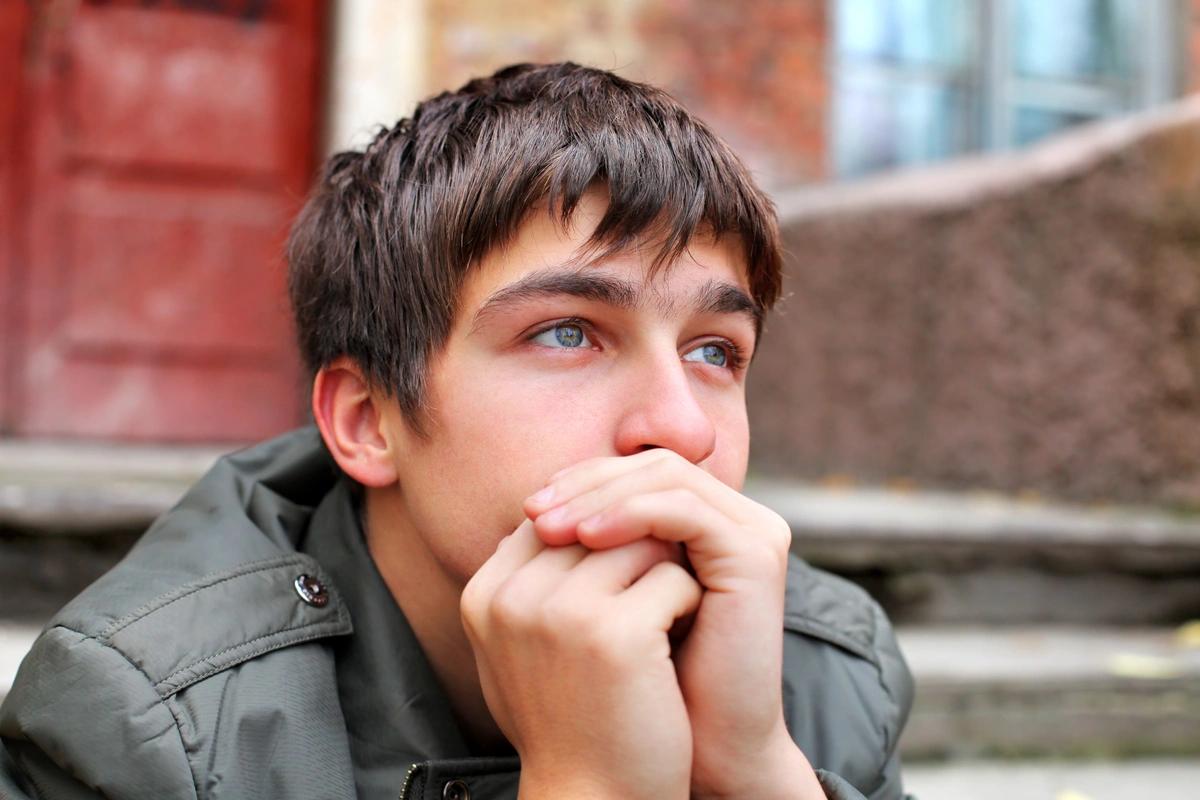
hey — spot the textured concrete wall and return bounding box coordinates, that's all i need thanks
[425,0,828,187]
[748,99,1200,507]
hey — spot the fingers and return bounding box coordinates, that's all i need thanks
[464,523,683,641]
[580,489,787,588]
[523,450,677,523]
[472,519,543,577]
[462,520,544,616]
[553,537,682,595]
[575,488,736,554]
[529,451,749,546]
[619,560,702,632]
[493,541,590,609]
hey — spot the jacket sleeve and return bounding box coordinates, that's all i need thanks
[816,768,916,800]
[0,625,198,800]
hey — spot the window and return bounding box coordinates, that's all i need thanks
[833,0,1184,177]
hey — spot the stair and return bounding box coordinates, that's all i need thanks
[748,480,1200,626]
[750,480,1200,758]
[895,625,1200,759]
[0,623,38,706]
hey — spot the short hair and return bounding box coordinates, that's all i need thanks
[287,62,782,430]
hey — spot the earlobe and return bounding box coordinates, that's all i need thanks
[312,358,399,488]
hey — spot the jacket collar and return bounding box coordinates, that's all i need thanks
[303,477,482,795]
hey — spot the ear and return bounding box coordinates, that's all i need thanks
[312,357,399,488]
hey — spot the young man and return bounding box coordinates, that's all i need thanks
[0,64,913,799]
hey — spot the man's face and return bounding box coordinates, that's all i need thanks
[380,191,759,582]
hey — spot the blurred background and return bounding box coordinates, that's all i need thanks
[2,0,1200,797]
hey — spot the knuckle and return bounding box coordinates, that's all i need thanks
[624,535,673,564]
[766,511,793,552]
[459,605,481,637]
[578,620,624,664]
[606,494,638,520]
[554,598,595,632]
[666,486,699,506]
[744,537,788,576]
[527,604,561,640]
[489,582,534,628]
[459,580,486,621]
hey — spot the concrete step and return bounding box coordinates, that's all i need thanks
[748,481,1200,572]
[0,440,227,619]
[896,625,1200,759]
[748,481,1200,625]
[903,758,1200,800]
[0,622,38,706]
[0,439,225,533]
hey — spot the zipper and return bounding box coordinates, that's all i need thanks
[399,761,427,800]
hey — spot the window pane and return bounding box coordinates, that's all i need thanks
[835,75,971,176]
[836,0,978,68]
[1013,106,1100,146]
[1013,0,1123,81]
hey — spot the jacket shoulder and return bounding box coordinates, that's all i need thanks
[1,624,199,799]
[784,555,904,671]
[51,426,339,635]
[782,555,914,799]
[0,551,352,799]
[0,429,355,798]
[60,553,351,698]
[43,428,352,696]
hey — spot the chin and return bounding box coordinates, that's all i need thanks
[454,526,519,581]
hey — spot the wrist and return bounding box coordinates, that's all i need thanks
[693,726,825,800]
[518,760,688,800]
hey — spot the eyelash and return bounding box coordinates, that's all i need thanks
[526,317,750,373]
[714,340,751,372]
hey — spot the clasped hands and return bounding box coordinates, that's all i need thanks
[460,449,827,800]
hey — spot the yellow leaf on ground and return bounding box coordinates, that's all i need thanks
[1055,791,1095,800]
[1175,620,1200,649]
[1107,653,1184,679]
[819,474,856,490]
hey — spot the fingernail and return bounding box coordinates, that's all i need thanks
[539,505,568,526]
[577,512,604,534]
[527,486,556,507]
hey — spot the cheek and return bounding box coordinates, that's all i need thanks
[708,399,750,490]
[450,355,618,462]
[406,366,615,577]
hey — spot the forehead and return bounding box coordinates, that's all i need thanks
[459,193,753,313]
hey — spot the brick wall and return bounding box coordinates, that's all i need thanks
[424,0,828,188]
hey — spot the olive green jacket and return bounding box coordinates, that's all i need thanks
[0,428,914,799]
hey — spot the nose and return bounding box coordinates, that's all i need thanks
[613,353,717,464]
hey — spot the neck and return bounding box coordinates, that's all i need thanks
[363,487,508,754]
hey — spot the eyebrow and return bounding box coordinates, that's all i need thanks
[470,267,763,335]
[690,280,764,331]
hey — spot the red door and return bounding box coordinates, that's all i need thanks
[2,0,325,442]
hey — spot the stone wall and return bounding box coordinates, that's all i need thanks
[748,98,1200,507]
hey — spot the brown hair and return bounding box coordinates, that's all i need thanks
[287,62,782,429]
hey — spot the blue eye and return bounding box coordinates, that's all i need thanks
[683,343,728,367]
[532,323,590,349]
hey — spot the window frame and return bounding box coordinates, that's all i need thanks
[830,0,1188,178]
